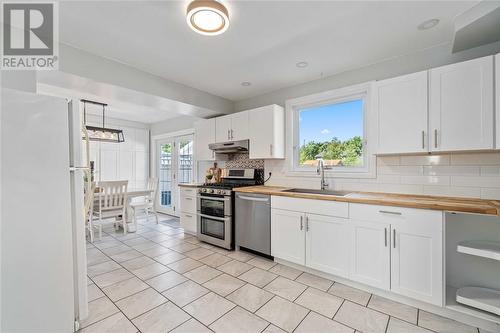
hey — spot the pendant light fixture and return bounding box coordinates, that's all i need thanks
[186,0,229,36]
[82,99,125,143]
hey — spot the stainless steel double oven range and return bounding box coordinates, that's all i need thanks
[197,168,263,250]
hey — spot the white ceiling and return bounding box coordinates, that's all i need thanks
[59,1,477,101]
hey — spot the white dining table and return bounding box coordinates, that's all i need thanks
[94,188,154,233]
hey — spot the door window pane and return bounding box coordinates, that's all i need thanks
[178,138,193,184]
[159,143,172,208]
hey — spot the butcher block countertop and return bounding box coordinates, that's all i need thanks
[234,186,500,216]
[178,183,203,188]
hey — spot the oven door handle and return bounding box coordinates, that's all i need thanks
[197,196,231,202]
[198,213,231,221]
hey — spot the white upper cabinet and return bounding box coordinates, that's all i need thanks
[195,118,215,161]
[230,111,249,141]
[249,105,285,159]
[215,112,249,142]
[215,114,232,142]
[429,56,494,152]
[375,71,428,154]
[496,54,500,148]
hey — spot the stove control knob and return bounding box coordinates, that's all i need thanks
[209,189,214,193]
[201,188,206,193]
[218,189,224,194]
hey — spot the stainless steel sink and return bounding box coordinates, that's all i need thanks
[282,188,351,196]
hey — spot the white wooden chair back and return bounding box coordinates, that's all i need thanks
[146,178,158,204]
[97,181,128,211]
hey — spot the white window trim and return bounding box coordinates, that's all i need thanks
[285,82,376,179]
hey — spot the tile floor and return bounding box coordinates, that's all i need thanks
[82,215,486,333]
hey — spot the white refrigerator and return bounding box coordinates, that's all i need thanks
[1,88,89,332]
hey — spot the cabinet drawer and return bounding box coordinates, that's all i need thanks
[180,212,197,234]
[350,203,442,230]
[272,196,348,218]
[180,187,198,197]
[180,195,197,213]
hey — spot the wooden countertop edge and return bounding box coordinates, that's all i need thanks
[233,186,500,216]
[178,183,203,188]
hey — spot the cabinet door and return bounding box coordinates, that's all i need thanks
[195,119,215,161]
[215,115,232,142]
[180,212,197,235]
[230,111,249,141]
[391,210,443,306]
[306,213,349,278]
[249,105,285,159]
[350,219,390,290]
[376,71,428,154]
[429,56,494,152]
[271,209,305,265]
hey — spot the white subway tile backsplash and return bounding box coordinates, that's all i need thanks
[423,186,481,198]
[451,152,500,165]
[400,155,450,166]
[480,166,500,176]
[401,176,450,186]
[480,188,500,200]
[423,165,480,176]
[263,152,500,199]
[378,166,423,175]
[377,156,400,166]
[451,176,500,188]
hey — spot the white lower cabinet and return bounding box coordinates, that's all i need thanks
[306,213,349,278]
[180,187,198,235]
[271,209,305,265]
[271,197,444,307]
[350,219,391,290]
[390,210,443,306]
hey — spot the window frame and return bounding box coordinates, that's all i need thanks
[286,82,376,178]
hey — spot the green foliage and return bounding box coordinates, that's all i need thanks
[299,136,363,166]
[161,144,172,154]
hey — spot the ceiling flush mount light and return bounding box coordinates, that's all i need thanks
[418,18,440,30]
[296,61,308,68]
[241,81,251,86]
[187,0,229,36]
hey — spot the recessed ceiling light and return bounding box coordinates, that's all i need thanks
[417,18,440,30]
[241,81,251,86]
[296,61,308,68]
[186,0,229,36]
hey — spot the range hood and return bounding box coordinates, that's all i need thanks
[209,139,249,154]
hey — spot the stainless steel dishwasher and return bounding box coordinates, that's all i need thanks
[235,193,271,256]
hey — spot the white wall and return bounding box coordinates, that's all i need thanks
[87,115,150,190]
[150,115,199,136]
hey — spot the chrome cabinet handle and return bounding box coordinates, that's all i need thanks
[227,129,230,140]
[393,229,396,248]
[230,129,234,140]
[379,210,402,215]
[384,227,388,247]
[300,215,304,230]
[185,197,193,201]
[421,131,425,149]
[270,144,273,156]
[434,129,438,148]
[185,214,192,218]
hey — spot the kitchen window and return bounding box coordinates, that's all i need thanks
[287,83,375,178]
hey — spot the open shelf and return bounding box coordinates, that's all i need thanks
[446,286,500,324]
[456,287,500,316]
[457,240,500,261]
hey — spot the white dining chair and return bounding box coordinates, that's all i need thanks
[85,181,99,242]
[93,180,129,238]
[130,178,159,228]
